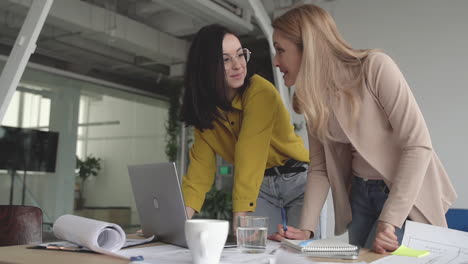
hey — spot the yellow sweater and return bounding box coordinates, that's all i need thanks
[182,74,309,212]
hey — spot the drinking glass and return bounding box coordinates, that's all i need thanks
[236,216,268,253]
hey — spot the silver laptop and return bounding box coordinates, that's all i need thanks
[128,162,188,248]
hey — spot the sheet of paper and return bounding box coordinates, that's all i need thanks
[371,221,468,264]
[221,242,281,264]
[38,235,154,252]
[124,236,156,247]
[118,241,282,264]
[118,244,192,263]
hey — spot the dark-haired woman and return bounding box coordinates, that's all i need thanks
[180,24,317,235]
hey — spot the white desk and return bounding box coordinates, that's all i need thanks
[0,241,385,264]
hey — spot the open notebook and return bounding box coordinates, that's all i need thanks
[281,238,359,260]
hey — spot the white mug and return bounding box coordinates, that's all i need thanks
[185,219,228,264]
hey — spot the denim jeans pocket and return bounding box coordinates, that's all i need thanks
[367,181,389,194]
[282,162,308,180]
[281,171,302,180]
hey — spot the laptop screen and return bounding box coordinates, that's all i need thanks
[128,162,188,248]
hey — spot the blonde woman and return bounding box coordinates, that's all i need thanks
[268,4,457,254]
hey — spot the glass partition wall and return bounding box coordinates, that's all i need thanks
[0,59,169,230]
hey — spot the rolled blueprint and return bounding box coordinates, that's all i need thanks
[53,214,126,254]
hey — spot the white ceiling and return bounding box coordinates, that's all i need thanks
[0,0,318,95]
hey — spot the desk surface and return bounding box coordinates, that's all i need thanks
[0,243,385,264]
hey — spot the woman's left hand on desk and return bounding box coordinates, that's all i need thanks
[373,221,399,254]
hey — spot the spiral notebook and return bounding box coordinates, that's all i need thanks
[281,238,359,260]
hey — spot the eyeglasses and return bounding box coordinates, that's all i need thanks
[223,48,251,67]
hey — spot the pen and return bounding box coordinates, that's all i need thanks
[128,255,146,264]
[281,207,288,232]
[130,256,144,261]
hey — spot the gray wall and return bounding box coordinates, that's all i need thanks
[319,0,468,238]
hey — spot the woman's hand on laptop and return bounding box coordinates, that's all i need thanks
[186,206,196,219]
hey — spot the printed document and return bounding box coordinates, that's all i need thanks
[372,221,468,264]
[39,215,153,259]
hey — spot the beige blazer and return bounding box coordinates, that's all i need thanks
[299,52,457,236]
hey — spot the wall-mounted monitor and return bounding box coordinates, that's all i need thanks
[0,126,59,172]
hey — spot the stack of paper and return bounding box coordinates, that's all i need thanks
[371,221,468,264]
[53,214,126,255]
[41,214,153,259]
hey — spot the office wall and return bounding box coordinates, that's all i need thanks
[0,58,169,225]
[0,64,81,223]
[80,91,169,225]
[318,0,468,238]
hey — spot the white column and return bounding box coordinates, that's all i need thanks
[48,84,80,221]
[247,0,291,114]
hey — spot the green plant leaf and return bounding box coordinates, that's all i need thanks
[197,186,232,221]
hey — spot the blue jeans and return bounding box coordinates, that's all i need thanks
[348,176,405,248]
[249,160,321,238]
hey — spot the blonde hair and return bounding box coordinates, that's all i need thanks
[273,4,376,143]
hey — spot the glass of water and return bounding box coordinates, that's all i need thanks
[236,216,269,253]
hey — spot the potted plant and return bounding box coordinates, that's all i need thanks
[196,186,232,221]
[75,155,102,209]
